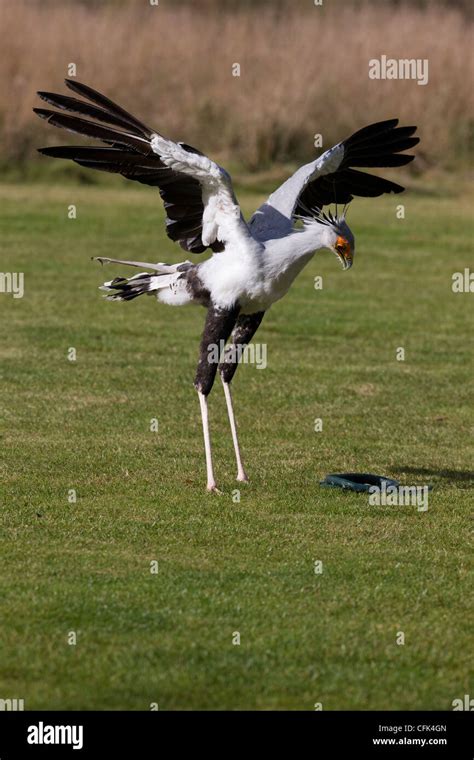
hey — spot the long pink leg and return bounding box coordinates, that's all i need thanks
[221,379,249,483]
[198,391,218,492]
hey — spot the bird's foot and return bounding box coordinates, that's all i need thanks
[206,482,222,494]
[236,471,249,483]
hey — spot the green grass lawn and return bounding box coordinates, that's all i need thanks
[0,176,472,710]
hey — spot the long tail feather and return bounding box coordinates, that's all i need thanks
[93,256,191,273]
[99,271,184,301]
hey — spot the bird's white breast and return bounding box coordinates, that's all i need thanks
[198,238,264,310]
[197,233,316,314]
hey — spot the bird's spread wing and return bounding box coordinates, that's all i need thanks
[249,120,419,240]
[34,80,246,253]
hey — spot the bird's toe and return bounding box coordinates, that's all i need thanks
[207,484,222,494]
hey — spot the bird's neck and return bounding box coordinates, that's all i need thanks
[289,223,332,258]
[264,223,330,272]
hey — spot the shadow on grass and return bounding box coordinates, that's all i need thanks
[394,466,474,485]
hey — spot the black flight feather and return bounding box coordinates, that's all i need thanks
[64,79,152,137]
[295,119,419,218]
[34,81,220,253]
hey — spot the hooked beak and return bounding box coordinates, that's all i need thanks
[334,247,353,271]
[333,235,353,271]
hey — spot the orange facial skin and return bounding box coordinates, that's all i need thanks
[335,236,350,255]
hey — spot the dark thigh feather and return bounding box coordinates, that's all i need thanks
[219,312,265,384]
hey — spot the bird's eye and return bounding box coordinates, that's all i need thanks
[335,236,349,254]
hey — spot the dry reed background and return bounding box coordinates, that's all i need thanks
[0,0,472,170]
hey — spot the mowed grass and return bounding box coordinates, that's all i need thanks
[0,177,472,710]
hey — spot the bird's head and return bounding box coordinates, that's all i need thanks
[296,207,355,270]
[320,210,354,271]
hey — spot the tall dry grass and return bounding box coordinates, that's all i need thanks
[0,0,472,170]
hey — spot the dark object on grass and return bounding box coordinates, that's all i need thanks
[320,473,400,493]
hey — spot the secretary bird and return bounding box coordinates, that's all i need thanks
[34,80,419,491]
